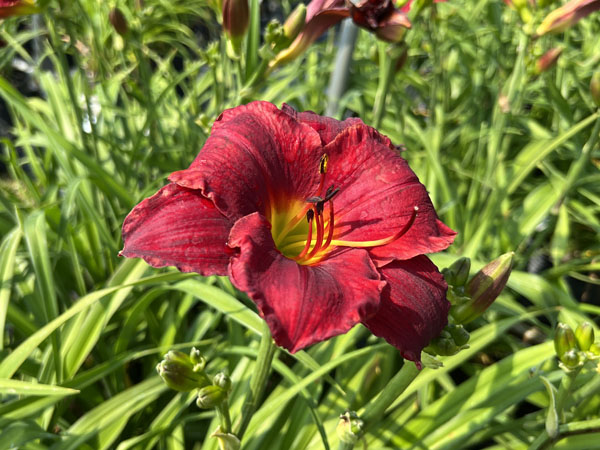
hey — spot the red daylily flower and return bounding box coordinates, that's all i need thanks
[0,0,38,18]
[121,102,456,366]
[274,0,411,65]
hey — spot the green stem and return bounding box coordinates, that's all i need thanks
[217,400,232,434]
[361,361,420,426]
[234,321,277,439]
[555,366,582,422]
[371,42,400,129]
[337,441,356,450]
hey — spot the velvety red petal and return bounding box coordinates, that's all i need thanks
[227,212,384,353]
[362,256,449,365]
[281,104,364,146]
[322,124,456,263]
[169,101,323,221]
[121,184,233,276]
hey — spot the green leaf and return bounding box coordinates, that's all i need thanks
[0,379,79,397]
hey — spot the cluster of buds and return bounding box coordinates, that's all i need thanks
[156,348,232,409]
[336,411,364,445]
[426,324,470,356]
[554,322,600,371]
[424,253,514,360]
[446,252,515,325]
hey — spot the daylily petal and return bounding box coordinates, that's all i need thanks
[121,183,233,276]
[362,255,449,365]
[375,9,412,42]
[169,101,323,222]
[322,124,456,262]
[228,212,384,353]
[281,103,364,146]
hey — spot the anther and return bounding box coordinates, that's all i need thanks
[320,154,329,174]
[306,209,314,223]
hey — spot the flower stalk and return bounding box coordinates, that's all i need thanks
[234,321,277,438]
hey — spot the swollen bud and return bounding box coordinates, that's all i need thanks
[535,47,562,74]
[109,8,128,36]
[447,324,470,347]
[451,252,514,324]
[196,385,228,409]
[337,411,364,444]
[156,350,210,392]
[554,323,578,363]
[283,4,306,44]
[575,322,595,352]
[222,0,249,45]
[591,72,600,107]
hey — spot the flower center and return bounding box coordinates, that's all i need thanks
[270,154,418,265]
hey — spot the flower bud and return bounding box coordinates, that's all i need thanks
[536,0,600,36]
[451,252,515,324]
[554,323,577,361]
[283,4,306,44]
[535,47,562,74]
[222,0,249,40]
[156,350,210,392]
[589,342,600,356]
[190,347,206,369]
[196,385,228,409]
[337,411,364,444]
[447,324,470,347]
[575,322,595,351]
[428,336,459,356]
[109,8,128,36]
[590,71,600,107]
[213,372,232,391]
[443,257,471,287]
[560,349,580,369]
[211,427,240,450]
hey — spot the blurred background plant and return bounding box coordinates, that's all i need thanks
[0,0,599,448]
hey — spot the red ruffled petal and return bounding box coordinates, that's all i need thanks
[281,104,364,146]
[322,124,456,263]
[228,212,384,353]
[121,184,233,276]
[362,256,449,365]
[169,101,324,222]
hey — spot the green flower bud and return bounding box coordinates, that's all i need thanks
[575,322,595,351]
[591,72,600,108]
[448,257,471,287]
[447,324,470,347]
[211,427,240,450]
[560,349,580,369]
[283,4,306,44]
[589,342,600,356]
[554,323,578,361]
[213,372,232,391]
[156,350,210,392]
[428,336,459,356]
[337,411,364,444]
[452,252,514,324]
[196,385,228,409]
[190,347,206,369]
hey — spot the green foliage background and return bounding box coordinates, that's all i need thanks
[1,0,599,448]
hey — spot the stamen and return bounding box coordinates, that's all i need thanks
[322,199,335,251]
[316,154,328,196]
[330,206,419,248]
[294,210,314,260]
[306,204,325,259]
